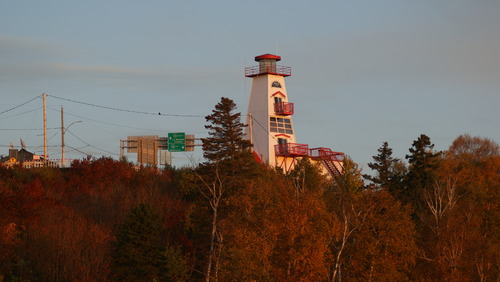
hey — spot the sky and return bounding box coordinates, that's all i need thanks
[1,0,499,171]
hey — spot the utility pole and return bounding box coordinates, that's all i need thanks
[61,106,65,167]
[60,108,82,168]
[43,93,47,161]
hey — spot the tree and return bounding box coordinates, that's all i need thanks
[364,141,406,194]
[110,203,188,281]
[326,157,417,281]
[27,205,110,281]
[334,156,364,194]
[326,156,365,281]
[414,135,500,281]
[342,190,418,281]
[403,134,441,205]
[202,97,252,168]
[191,165,226,282]
[0,159,192,281]
[194,97,257,281]
[219,169,333,281]
[288,156,329,193]
[448,134,499,159]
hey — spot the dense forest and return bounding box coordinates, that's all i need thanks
[0,98,498,281]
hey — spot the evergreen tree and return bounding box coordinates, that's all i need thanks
[160,246,190,281]
[194,97,256,281]
[202,97,252,164]
[363,142,406,194]
[403,134,441,204]
[110,203,188,281]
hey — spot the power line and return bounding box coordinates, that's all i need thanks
[0,145,59,148]
[59,145,91,156]
[0,107,41,120]
[0,127,59,131]
[48,106,206,134]
[0,96,40,116]
[248,115,277,142]
[47,106,162,132]
[66,130,119,156]
[47,94,203,118]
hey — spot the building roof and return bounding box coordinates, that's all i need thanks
[0,148,37,164]
[255,54,281,62]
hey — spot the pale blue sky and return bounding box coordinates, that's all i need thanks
[1,1,499,169]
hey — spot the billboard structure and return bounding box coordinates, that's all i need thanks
[120,134,195,166]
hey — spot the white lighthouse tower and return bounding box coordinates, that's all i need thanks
[245,54,344,176]
[245,54,306,172]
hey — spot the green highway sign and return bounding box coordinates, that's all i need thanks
[168,132,186,152]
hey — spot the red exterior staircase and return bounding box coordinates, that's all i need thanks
[309,147,344,178]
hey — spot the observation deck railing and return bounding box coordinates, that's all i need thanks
[309,148,345,162]
[274,102,294,116]
[245,64,291,77]
[275,143,309,157]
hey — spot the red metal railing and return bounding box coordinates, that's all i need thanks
[274,102,294,116]
[275,143,309,157]
[245,65,291,77]
[309,147,344,161]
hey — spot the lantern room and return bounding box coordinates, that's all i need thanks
[245,54,291,77]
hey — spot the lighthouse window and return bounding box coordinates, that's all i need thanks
[270,117,293,134]
[272,81,282,88]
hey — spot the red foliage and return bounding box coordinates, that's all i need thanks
[0,158,191,280]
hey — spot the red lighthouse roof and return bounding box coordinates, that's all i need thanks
[255,54,281,62]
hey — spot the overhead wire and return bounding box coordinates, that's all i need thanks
[248,114,278,142]
[64,145,92,156]
[0,97,42,154]
[247,114,278,160]
[66,130,119,156]
[45,103,189,159]
[47,94,203,118]
[48,105,206,136]
[47,106,162,132]
[29,129,62,154]
[47,106,123,141]
[0,107,42,120]
[0,96,40,116]
[0,127,59,131]
[26,101,41,142]
[1,94,204,161]
[0,145,59,148]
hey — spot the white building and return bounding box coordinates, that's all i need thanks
[245,54,343,176]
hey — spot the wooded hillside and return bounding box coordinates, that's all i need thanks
[0,98,498,281]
